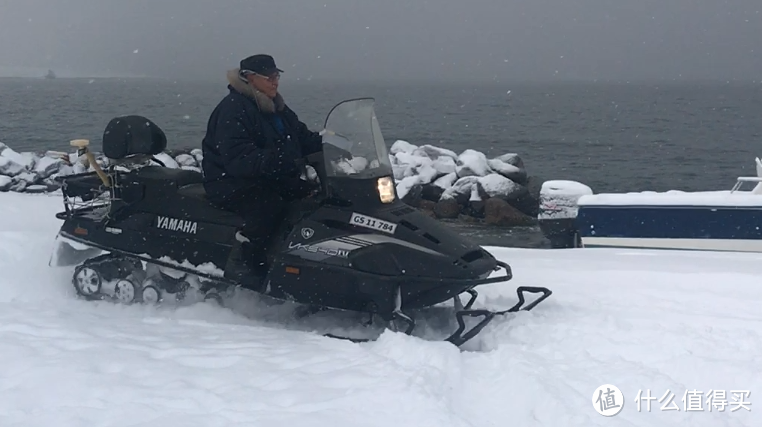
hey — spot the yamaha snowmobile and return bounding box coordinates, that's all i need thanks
[49,97,552,347]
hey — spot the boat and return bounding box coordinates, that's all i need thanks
[538,158,762,252]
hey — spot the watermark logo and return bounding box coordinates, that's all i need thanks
[592,384,625,416]
[634,389,751,412]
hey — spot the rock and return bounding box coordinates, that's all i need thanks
[34,156,64,179]
[495,153,525,170]
[0,175,11,192]
[24,184,49,194]
[478,173,523,199]
[433,198,461,219]
[153,152,179,168]
[180,165,202,173]
[468,200,486,218]
[420,183,444,202]
[418,199,436,217]
[484,198,536,227]
[0,145,35,170]
[411,145,458,160]
[502,186,540,217]
[396,175,421,200]
[440,176,478,201]
[455,149,491,177]
[432,172,458,191]
[440,176,489,206]
[487,158,527,184]
[9,180,27,192]
[400,183,423,207]
[0,156,25,177]
[175,153,197,167]
[431,156,457,175]
[21,152,38,170]
[390,140,418,155]
[190,148,203,164]
[415,163,440,184]
[14,172,38,185]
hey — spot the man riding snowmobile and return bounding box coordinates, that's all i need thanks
[200,54,323,286]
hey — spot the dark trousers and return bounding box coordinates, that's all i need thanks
[219,185,289,251]
[208,178,314,262]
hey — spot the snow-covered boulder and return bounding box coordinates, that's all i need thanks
[455,149,491,178]
[0,156,25,177]
[390,139,417,155]
[0,145,35,171]
[190,148,203,165]
[487,157,527,184]
[33,155,64,179]
[153,152,179,169]
[0,175,11,192]
[0,141,542,227]
[174,153,197,167]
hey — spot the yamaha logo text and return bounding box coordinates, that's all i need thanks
[156,215,198,234]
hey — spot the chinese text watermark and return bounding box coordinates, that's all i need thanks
[593,385,751,416]
[634,389,751,413]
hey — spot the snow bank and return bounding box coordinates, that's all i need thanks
[0,191,759,426]
[0,139,541,226]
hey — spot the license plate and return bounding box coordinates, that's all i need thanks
[349,212,397,234]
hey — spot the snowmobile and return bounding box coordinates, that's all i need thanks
[49,97,552,347]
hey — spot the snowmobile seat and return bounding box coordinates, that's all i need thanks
[131,166,204,188]
[176,183,245,228]
[177,183,207,200]
[102,115,167,163]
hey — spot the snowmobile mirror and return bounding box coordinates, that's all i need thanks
[69,139,112,188]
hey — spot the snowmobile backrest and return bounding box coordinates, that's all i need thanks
[102,115,167,161]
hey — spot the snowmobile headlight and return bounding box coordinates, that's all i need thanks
[377,176,396,203]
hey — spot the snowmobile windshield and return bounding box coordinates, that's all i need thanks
[320,98,393,180]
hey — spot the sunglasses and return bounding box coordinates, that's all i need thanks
[240,69,281,82]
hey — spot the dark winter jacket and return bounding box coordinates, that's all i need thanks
[201,68,323,204]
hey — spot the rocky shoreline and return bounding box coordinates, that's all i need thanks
[0,140,542,227]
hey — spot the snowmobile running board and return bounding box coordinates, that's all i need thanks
[54,231,552,348]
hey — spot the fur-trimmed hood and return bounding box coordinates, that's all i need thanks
[226,68,285,113]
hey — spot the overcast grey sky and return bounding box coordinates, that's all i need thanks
[0,0,760,82]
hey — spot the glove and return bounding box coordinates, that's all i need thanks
[277,176,319,200]
[271,142,302,178]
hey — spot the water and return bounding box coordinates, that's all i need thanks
[2,77,762,247]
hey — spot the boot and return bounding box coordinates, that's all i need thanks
[224,241,267,290]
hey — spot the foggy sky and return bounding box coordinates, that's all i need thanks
[1,0,760,82]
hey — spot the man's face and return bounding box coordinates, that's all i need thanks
[247,71,280,99]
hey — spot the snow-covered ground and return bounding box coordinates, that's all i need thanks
[0,191,759,426]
